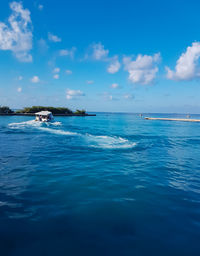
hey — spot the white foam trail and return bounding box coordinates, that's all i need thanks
[86,134,137,149]
[8,120,136,149]
[45,121,62,126]
[8,120,62,129]
[8,120,41,129]
[38,127,77,136]
[8,120,76,136]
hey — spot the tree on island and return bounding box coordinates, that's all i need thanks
[16,106,87,115]
[74,109,86,115]
[16,106,73,114]
[0,106,13,114]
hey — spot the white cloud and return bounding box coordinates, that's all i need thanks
[17,87,22,92]
[53,67,60,73]
[59,47,76,58]
[38,4,43,11]
[86,42,109,61]
[86,80,94,84]
[123,53,160,85]
[30,76,40,83]
[166,42,200,81]
[107,56,121,74]
[66,89,85,100]
[0,1,32,62]
[48,32,61,42]
[124,94,134,100]
[65,70,72,75]
[93,43,108,60]
[53,74,59,79]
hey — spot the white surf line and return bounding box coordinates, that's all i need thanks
[37,127,78,136]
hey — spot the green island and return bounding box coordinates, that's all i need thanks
[0,106,95,116]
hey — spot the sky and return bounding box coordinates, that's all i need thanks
[0,0,200,113]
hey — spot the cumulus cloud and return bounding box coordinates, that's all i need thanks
[86,42,109,61]
[30,76,40,83]
[111,83,119,89]
[0,1,33,62]
[92,42,109,60]
[107,56,121,74]
[48,32,61,42]
[123,53,161,85]
[53,74,59,79]
[66,89,85,100]
[166,42,200,81]
[85,43,121,75]
[65,70,72,75]
[59,47,76,58]
[17,87,22,92]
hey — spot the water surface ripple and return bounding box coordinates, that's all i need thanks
[0,113,200,256]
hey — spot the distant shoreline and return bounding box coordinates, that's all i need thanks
[0,106,96,116]
[0,113,96,117]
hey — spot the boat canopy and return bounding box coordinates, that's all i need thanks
[35,111,52,116]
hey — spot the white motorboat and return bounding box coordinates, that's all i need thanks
[35,111,54,122]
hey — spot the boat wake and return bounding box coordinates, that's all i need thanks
[38,127,77,136]
[8,120,41,129]
[8,120,61,129]
[8,120,136,149]
[85,134,137,149]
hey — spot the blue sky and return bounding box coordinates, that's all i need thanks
[0,0,200,113]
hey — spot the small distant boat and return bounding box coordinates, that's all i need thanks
[35,111,54,122]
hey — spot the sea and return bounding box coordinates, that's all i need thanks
[0,113,200,256]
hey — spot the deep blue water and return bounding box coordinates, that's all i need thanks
[0,113,200,256]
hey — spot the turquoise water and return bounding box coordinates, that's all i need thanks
[0,113,200,256]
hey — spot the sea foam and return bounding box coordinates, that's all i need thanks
[38,127,77,136]
[85,134,137,149]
